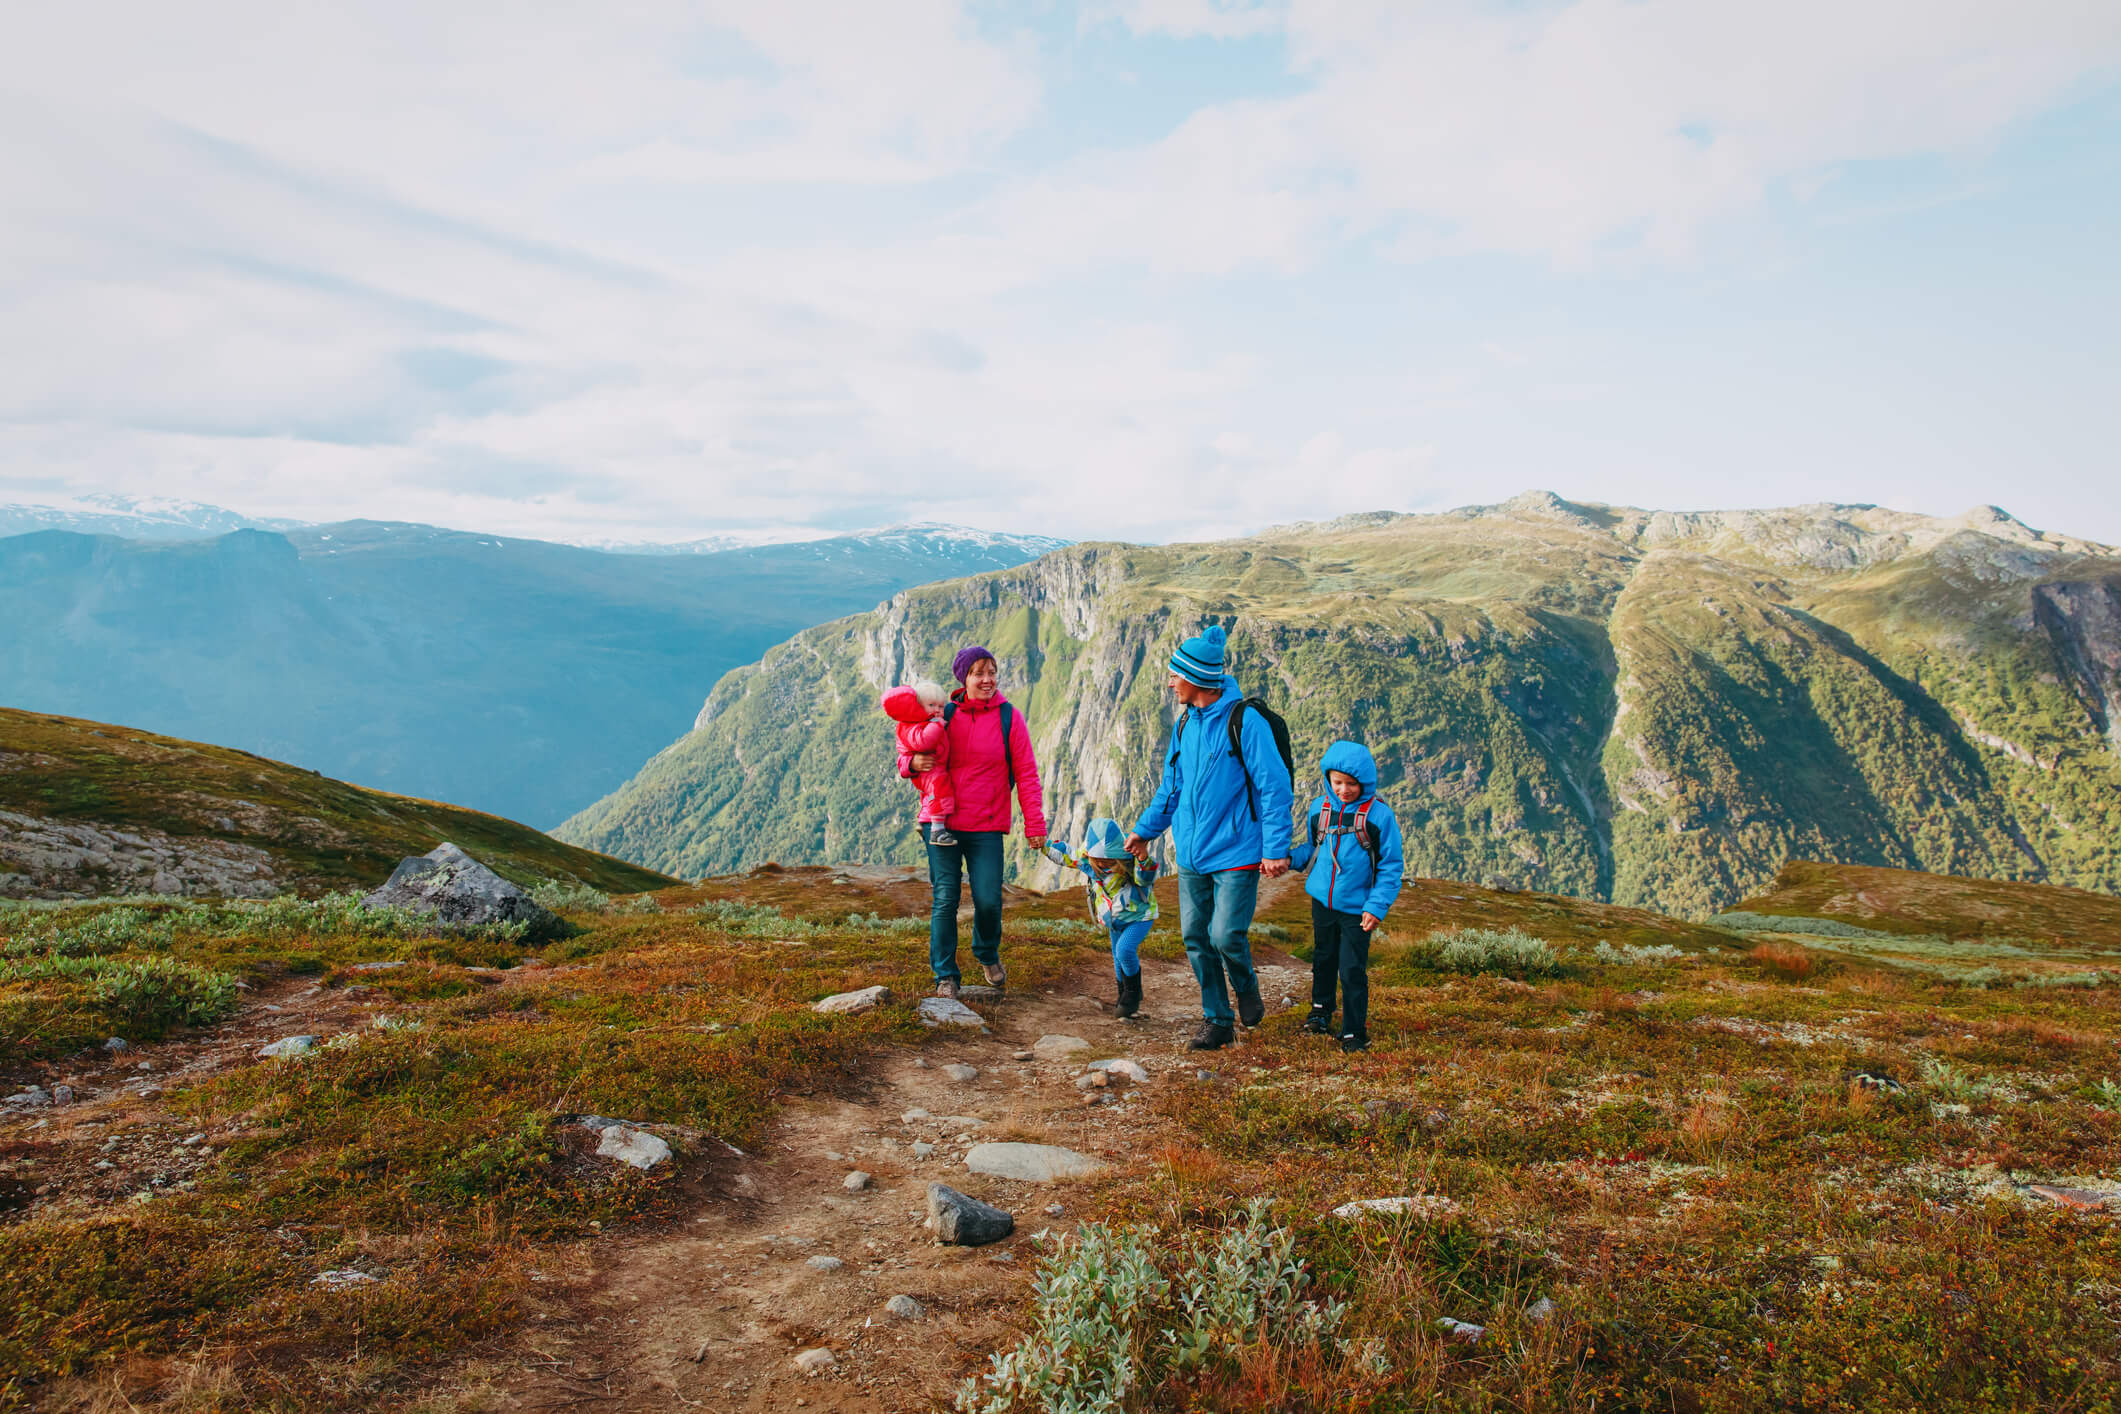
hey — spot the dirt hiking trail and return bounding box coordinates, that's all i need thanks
[489,947,1309,1413]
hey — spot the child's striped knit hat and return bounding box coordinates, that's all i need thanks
[1169,624,1227,689]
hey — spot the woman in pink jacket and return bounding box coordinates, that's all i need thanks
[902,644,1046,998]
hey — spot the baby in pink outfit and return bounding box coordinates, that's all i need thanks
[882,681,958,845]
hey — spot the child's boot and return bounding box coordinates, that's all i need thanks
[1301,1006,1333,1035]
[1339,1031,1369,1053]
[1115,970,1142,1019]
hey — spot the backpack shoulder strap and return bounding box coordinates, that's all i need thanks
[1228,700,1260,819]
[942,701,958,726]
[1354,798,1379,866]
[999,703,1017,793]
[1310,796,1331,845]
[1168,712,1190,766]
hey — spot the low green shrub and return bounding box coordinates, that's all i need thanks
[0,953,238,1035]
[957,1203,1346,1414]
[1426,927,1566,979]
[1591,941,1686,966]
[530,879,611,913]
[1709,911,1895,940]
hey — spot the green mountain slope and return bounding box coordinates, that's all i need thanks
[558,495,2121,917]
[0,707,675,898]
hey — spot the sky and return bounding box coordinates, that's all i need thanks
[3,0,2119,547]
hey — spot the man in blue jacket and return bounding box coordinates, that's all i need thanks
[1125,624,1294,1051]
[1288,739,1406,1052]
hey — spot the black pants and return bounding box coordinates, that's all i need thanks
[1310,901,1371,1039]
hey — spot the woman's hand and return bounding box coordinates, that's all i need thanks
[1026,835,1046,851]
[909,752,937,772]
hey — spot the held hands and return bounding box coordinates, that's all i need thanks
[909,752,937,772]
[1360,912,1380,932]
[1122,832,1150,861]
[1026,835,1046,851]
[1261,856,1291,879]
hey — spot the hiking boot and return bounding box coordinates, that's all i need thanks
[1301,1008,1334,1036]
[1340,1033,1369,1053]
[1115,970,1142,1020]
[930,826,958,847]
[1236,990,1265,1028]
[982,960,1007,989]
[1186,1021,1235,1051]
[934,978,959,1000]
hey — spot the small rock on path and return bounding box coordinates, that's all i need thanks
[965,1142,1105,1183]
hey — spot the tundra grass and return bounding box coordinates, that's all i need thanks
[0,871,1112,1409]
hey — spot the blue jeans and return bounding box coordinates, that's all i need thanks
[925,825,1004,985]
[1176,868,1261,1026]
[1109,917,1152,978]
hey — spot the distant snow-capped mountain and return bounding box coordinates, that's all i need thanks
[589,522,1072,563]
[0,495,309,541]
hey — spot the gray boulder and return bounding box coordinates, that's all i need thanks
[965,1142,1105,1183]
[361,843,565,942]
[927,1182,1014,1246]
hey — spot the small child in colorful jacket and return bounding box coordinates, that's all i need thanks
[1287,740,1405,1053]
[1044,817,1161,1019]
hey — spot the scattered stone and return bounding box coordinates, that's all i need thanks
[806,1255,845,1272]
[1851,1072,1905,1093]
[1086,1058,1150,1083]
[942,1063,980,1083]
[1074,1072,1109,1090]
[359,842,566,943]
[103,1038,129,1053]
[1031,1035,1090,1061]
[135,1061,153,1072]
[1044,1203,1065,1216]
[311,1269,381,1291]
[257,1036,320,1060]
[350,960,407,972]
[1012,1050,1035,1062]
[2030,1184,2115,1212]
[793,1347,836,1375]
[3,1087,51,1109]
[815,985,892,1016]
[50,1085,74,1106]
[935,1116,984,1129]
[1526,1297,1557,1323]
[912,1057,930,1069]
[884,1294,924,1320]
[1437,1317,1485,1342]
[912,1142,936,1159]
[917,996,984,1028]
[927,1183,1015,1246]
[559,1115,674,1170]
[1422,1110,1450,1131]
[1195,1070,1214,1082]
[843,1170,873,1192]
[957,985,1003,1003]
[901,1108,933,1124]
[965,1142,1105,1183]
[1361,1098,1412,1122]
[1331,1195,1458,1220]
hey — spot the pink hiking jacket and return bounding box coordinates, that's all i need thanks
[899,690,1045,837]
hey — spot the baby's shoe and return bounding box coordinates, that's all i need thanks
[930,826,959,847]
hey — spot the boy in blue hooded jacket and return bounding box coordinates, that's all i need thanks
[1287,740,1405,1052]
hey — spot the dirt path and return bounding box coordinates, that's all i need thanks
[483,950,1310,1413]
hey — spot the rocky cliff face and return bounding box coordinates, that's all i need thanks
[559,498,2121,917]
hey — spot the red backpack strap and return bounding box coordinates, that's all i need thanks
[1354,799,1379,865]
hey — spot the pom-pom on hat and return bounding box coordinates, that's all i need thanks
[951,644,996,683]
[1168,624,1227,689]
[1083,818,1130,859]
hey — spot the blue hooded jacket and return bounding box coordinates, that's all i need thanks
[1130,675,1295,874]
[1288,740,1406,917]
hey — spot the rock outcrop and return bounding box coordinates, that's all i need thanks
[361,843,565,941]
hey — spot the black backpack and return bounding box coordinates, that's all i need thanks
[1309,797,1381,870]
[943,700,1017,793]
[1169,696,1293,820]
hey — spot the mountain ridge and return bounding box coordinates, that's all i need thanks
[559,494,2121,917]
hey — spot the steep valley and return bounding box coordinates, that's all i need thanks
[562,495,2121,918]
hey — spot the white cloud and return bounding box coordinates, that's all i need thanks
[0,1,2116,546]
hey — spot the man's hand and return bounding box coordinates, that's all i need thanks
[909,752,937,772]
[1123,832,1150,861]
[1359,912,1380,932]
[1261,856,1290,879]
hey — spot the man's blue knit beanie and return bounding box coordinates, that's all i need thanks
[1169,624,1227,688]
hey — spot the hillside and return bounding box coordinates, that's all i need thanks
[0,519,1063,828]
[0,707,673,898]
[560,494,2121,918]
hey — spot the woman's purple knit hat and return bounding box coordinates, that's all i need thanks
[951,644,996,683]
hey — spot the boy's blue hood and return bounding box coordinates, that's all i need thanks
[1319,740,1378,799]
